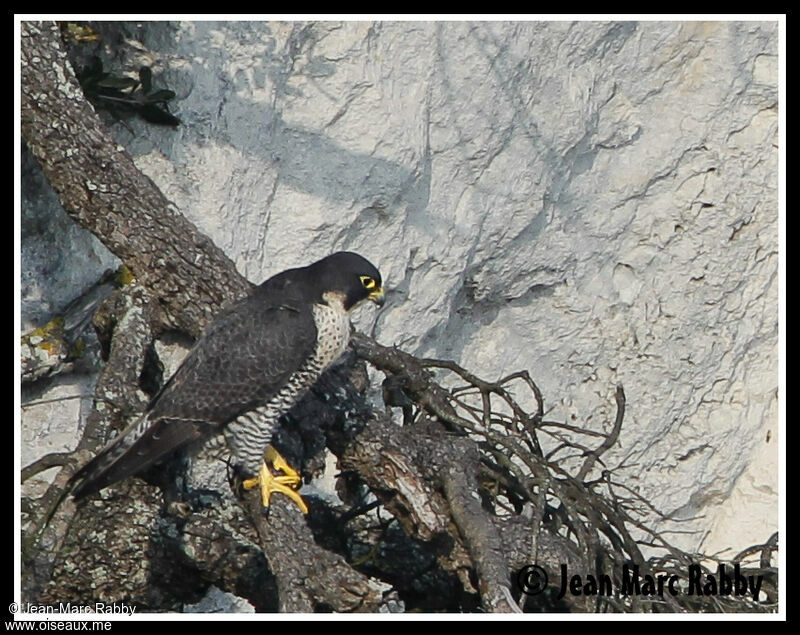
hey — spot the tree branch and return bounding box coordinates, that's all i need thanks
[20,20,392,612]
[21,20,251,338]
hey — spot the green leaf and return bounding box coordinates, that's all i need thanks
[138,67,153,94]
[138,104,181,126]
[145,89,176,103]
[96,76,139,91]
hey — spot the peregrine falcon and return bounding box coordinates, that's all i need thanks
[69,252,385,513]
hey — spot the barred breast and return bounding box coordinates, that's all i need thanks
[225,297,351,476]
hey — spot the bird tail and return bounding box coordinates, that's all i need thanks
[69,412,154,500]
[68,412,210,500]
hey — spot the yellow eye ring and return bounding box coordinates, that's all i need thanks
[360,275,376,290]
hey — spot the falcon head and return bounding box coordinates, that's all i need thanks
[310,251,385,310]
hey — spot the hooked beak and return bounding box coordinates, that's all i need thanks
[368,286,386,307]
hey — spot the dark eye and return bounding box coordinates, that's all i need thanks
[360,275,376,290]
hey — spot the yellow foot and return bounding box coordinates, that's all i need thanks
[242,445,309,514]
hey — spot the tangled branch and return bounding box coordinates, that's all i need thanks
[347,334,778,612]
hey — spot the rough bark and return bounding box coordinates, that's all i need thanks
[21,20,388,613]
[21,20,251,339]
